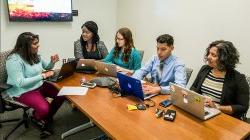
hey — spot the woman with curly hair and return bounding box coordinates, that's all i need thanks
[190,40,249,119]
[103,27,141,73]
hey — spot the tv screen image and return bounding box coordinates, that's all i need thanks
[7,0,72,21]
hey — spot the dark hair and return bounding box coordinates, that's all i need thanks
[156,34,174,46]
[114,27,135,62]
[204,40,240,71]
[8,32,40,65]
[80,21,100,52]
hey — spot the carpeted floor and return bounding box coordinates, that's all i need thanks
[0,101,105,140]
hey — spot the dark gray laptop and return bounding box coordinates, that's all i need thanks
[47,60,77,82]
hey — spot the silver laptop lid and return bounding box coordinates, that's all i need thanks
[76,59,96,69]
[170,83,206,120]
[95,61,117,77]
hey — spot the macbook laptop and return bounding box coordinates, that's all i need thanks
[46,60,77,82]
[95,61,117,77]
[76,59,97,73]
[170,83,221,120]
[117,72,159,101]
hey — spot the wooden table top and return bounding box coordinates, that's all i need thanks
[56,73,250,140]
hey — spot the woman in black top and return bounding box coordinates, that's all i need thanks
[191,40,249,119]
[74,21,108,59]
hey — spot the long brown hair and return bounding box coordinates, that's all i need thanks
[113,27,135,62]
[8,32,40,65]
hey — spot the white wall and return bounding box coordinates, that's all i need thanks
[1,0,250,84]
[0,0,117,68]
[117,0,250,86]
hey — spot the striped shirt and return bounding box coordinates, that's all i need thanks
[201,71,224,103]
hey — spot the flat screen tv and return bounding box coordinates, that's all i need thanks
[7,0,73,22]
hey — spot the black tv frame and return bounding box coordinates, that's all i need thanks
[6,0,73,22]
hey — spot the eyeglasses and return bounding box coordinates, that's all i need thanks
[116,37,124,41]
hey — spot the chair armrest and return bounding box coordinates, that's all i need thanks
[5,96,28,109]
[0,83,12,92]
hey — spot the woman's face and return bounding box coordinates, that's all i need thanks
[81,26,94,42]
[31,38,39,54]
[116,32,125,47]
[207,47,219,68]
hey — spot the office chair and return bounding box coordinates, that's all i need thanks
[0,50,30,140]
[185,67,193,84]
[242,76,250,123]
[138,50,144,61]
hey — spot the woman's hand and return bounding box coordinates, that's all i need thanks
[51,54,59,64]
[204,96,216,108]
[116,66,133,74]
[42,71,54,79]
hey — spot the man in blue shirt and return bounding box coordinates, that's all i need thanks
[132,34,187,94]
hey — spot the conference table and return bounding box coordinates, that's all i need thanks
[56,72,250,140]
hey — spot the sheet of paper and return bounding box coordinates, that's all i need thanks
[58,86,88,96]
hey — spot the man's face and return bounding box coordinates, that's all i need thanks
[156,42,173,61]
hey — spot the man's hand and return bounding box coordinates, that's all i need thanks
[142,85,161,94]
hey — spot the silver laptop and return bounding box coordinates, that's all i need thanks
[95,61,117,77]
[76,59,96,68]
[76,59,97,73]
[170,83,221,120]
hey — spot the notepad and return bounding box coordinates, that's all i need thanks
[57,86,88,96]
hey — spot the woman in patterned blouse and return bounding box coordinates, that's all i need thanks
[74,21,108,60]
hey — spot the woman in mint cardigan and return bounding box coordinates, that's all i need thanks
[6,32,65,137]
[103,27,141,73]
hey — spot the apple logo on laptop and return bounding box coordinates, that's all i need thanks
[105,67,109,72]
[127,83,132,89]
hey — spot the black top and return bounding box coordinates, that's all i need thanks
[83,47,101,60]
[190,65,249,119]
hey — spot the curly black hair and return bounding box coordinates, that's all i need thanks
[204,40,240,71]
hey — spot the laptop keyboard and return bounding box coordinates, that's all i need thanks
[205,111,210,116]
[53,70,60,77]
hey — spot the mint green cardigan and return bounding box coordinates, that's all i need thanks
[6,53,54,97]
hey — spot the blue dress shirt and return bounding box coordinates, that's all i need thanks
[132,55,187,94]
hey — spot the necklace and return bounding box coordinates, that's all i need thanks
[211,69,226,78]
